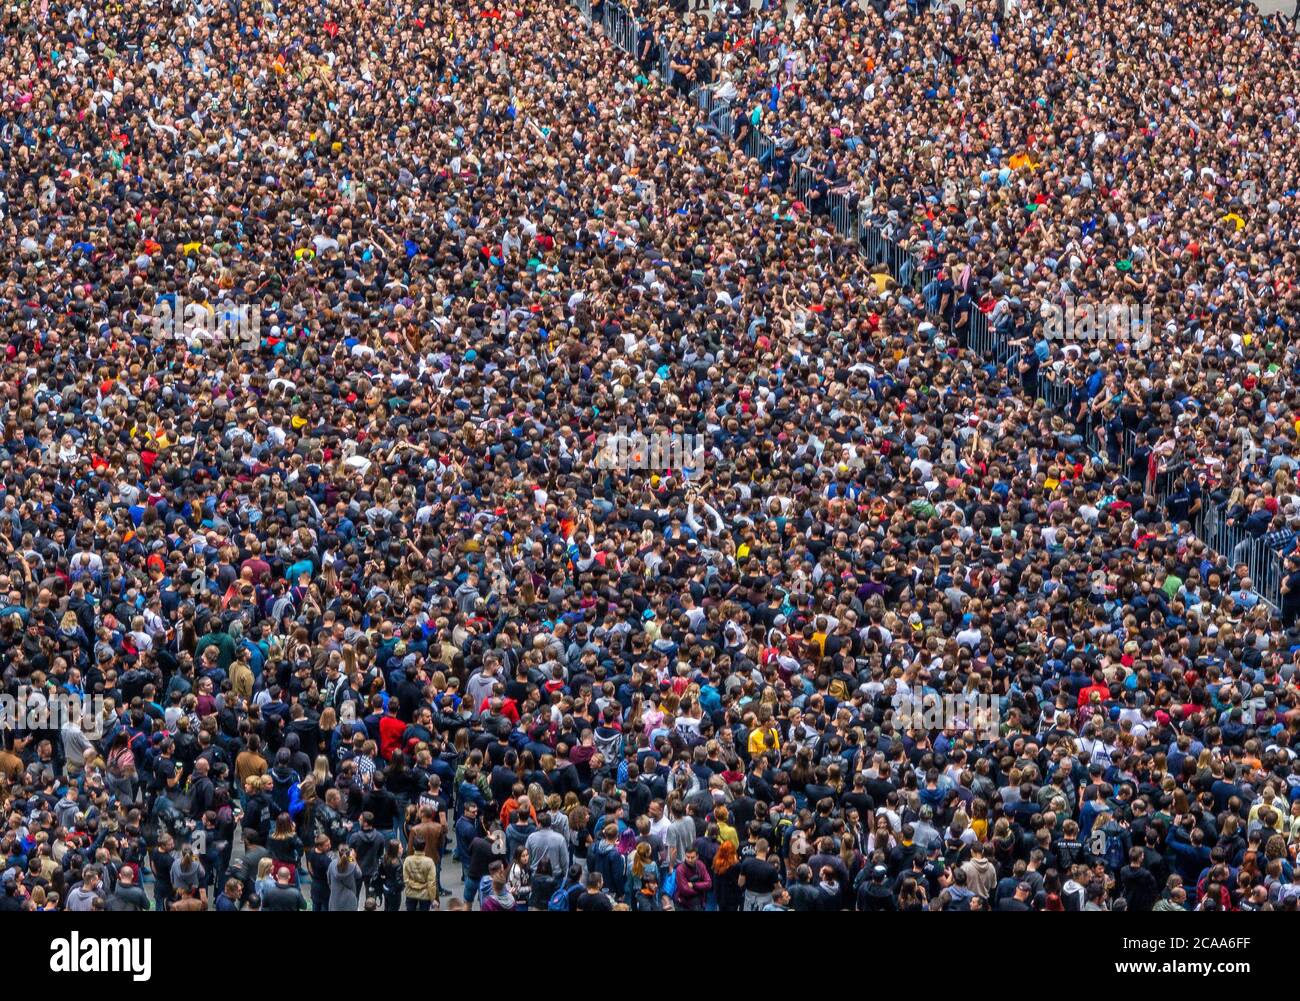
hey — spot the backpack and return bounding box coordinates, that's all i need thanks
[1099,824,1126,872]
[152,798,184,840]
[547,878,571,912]
[592,841,626,897]
[616,827,638,856]
[774,816,795,854]
[457,778,486,815]
[287,781,305,819]
[593,726,622,760]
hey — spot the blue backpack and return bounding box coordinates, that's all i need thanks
[287,781,305,819]
[547,878,571,912]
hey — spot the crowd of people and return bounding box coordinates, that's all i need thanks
[641,0,1300,610]
[1,0,1299,914]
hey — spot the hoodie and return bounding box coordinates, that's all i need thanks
[1062,878,1087,911]
[960,856,998,900]
[66,883,103,912]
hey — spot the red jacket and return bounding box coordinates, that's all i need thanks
[378,715,407,761]
[1077,683,1109,708]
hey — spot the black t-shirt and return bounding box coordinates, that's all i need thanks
[150,849,176,891]
[575,890,613,912]
[486,742,513,769]
[467,837,501,882]
[841,790,876,817]
[738,857,781,894]
[489,765,517,804]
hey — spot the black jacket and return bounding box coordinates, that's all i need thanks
[1118,865,1159,912]
[347,828,387,878]
[107,884,152,911]
[263,885,306,911]
[789,882,828,912]
[188,775,215,820]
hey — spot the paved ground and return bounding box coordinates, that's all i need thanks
[136,825,473,911]
[223,828,472,910]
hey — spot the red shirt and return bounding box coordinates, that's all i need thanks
[240,557,272,583]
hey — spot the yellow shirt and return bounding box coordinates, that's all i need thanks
[1248,801,1285,833]
[748,726,780,755]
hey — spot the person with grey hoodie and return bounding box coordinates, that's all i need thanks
[911,807,943,855]
[66,867,107,912]
[960,844,999,902]
[54,787,80,831]
[327,846,365,912]
[169,846,207,903]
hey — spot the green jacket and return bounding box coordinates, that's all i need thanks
[195,631,236,672]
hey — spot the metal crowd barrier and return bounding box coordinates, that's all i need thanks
[966,313,998,357]
[1149,462,1184,501]
[958,309,1018,369]
[859,226,895,271]
[1196,504,1284,609]
[690,85,736,140]
[657,46,674,82]
[600,1,638,55]
[1036,371,1072,409]
[743,128,775,166]
[828,192,856,241]
[790,164,812,204]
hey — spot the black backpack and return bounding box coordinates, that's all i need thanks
[591,840,626,899]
